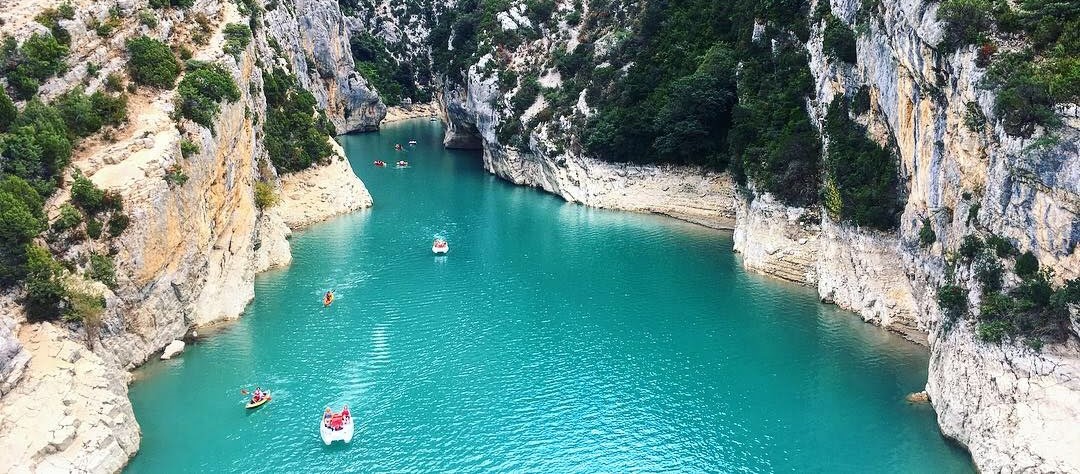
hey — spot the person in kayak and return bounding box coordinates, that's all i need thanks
[323,290,334,306]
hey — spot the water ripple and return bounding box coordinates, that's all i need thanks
[127,120,971,474]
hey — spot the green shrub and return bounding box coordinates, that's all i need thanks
[511,76,541,115]
[919,218,936,247]
[0,177,46,286]
[104,73,125,92]
[498,70,519,93]
[977,320,1012,343]
[253,181,278,209]
[107,213,130,237]
[180,138,199,158]
[262,69,334,172]
[35,6,74,46]
[164,164,189,186]
[149,0,195,8]
[23,244,67,320]
[70,172,106,215]
[984,234,1016,257]
[0,88,16,132]
[525,0,557,26]
[53,87,127,137]
[4,33,70,99]
[851,86,871,115]
[496,117,522,145]
[937,284,968,331]
[823,98,902,230]
[93,13,121,37]
[937,0,993,48]
[1050,278,1080,314]
[64,291,105,328]
[981,52,1056,137]
[963,101,986,131]
[966,203,981,226]
[138,10,159,28]
[823,15,857,64]
[86,253,116,287]
[565,11,581,26]
[349,33,419,106]
[85,218,103,239]
[1014,251,1039,278]
[3,100,73,196]
[176,62,240,126]
[653,48,739,166]
[975,252,1004,292]
[126,36,180,88]
[222,23,252,57]
[52,203,82,232]
[958,234,983,260]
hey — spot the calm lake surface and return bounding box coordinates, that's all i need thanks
[127,119,972,472]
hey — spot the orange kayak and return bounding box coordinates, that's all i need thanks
[323,294,334,307]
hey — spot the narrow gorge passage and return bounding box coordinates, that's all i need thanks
[127,120,971,472]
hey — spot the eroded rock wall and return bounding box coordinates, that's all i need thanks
[265,0,386,132]
[424,0,1079,470]
[0,0,375,471]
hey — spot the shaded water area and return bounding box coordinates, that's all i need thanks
[127,119,972,472]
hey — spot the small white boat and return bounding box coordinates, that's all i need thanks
[432,239,449,254]
[320,405,354,445]
[408,140,417,145]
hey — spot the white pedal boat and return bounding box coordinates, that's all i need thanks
[320,405,354,445]
[432,239,449,254]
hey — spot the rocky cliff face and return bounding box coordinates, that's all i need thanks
[0,0,375,471]
[265,0,387,133]
[356,0,1078,470]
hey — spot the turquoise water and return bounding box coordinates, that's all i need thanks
[127,119,971,472]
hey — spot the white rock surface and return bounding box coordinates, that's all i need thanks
[159,340,185,360]
[0,324,139,474]
[273,140,373,229]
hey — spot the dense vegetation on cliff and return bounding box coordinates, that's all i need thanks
[937,0,1079,137]
[262,69,336,172]
[0,2,283,324]
[938,234,1079,347]
[426,0,907,228]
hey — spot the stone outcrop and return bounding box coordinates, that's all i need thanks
[274,140,373,229]
[732,194,819,284]
[928,327,1080,473]
[0,323,139,474]
[159,340,185,360]
[0,297,30,396]
[439,71,739,229]
[264,0,386,132]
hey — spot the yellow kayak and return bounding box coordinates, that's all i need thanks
[245,395,271,409]
[323,294,334,307]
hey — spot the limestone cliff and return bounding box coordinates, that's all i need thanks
[355,0,1079,470]
[0,0,375,471]
[264,0,387,133]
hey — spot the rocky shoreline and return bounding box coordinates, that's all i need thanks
[381,101,443,125]
[0,0,382,470]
